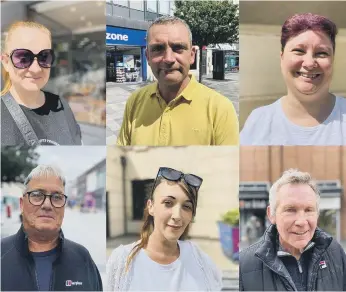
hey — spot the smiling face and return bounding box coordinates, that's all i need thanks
[146,22,196,87]
[20,175,65,235]
[268,183,318,253]
[280,30,334,100]
[2,26,52,93]
[148,180,194,242]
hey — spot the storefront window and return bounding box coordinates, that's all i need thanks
[159,0,169,15]
[130,0,144,11]
[146,0,157,13]
[48,31,106,127]
[113,0,128,7]
[318,210,338,238]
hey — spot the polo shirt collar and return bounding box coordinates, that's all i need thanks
[150,74,197,102]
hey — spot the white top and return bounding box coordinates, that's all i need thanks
[106,240,222,291]
[240,96,346,145]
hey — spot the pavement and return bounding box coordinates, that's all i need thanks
[107,235,239,291]
[106,72,239,145]
[1,209,107,284]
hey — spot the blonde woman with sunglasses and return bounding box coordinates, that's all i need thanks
[1,21,82,146]
[106,167,222,291]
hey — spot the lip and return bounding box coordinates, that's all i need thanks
[296,72,322,80]
[38,215,54,219]
[292,230,309,236]
[167,224,182,229]
[25,77,42,80]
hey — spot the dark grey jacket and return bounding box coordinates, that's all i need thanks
[240,225,346,291]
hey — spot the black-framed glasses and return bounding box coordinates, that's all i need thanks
[8,49,55,69]
[24,190,67,208]
[154,167,203,194]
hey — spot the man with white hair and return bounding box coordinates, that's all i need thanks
[1,165,102,291]
[240,169,346,291]
[116,15,238,146]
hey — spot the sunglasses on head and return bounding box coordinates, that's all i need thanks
[8,49,55,69]
[154,167,203,194]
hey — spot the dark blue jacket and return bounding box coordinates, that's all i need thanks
[240,225,346,291]
[1,226,102,291]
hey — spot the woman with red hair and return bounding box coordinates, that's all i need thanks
[241,13,345,145]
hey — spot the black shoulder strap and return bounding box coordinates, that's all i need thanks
[2,93,39,146]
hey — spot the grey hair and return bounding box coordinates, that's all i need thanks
[146,15,193,46]
[269,169,320,215]
[24,165,66,191]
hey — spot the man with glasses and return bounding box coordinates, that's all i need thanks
[1,165,102,291]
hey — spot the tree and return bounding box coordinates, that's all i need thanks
[174,0,239,83]
[1,146,39,183]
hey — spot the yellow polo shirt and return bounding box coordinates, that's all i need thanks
[116,75,239,146]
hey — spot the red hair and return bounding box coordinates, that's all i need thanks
[281,13,338,52]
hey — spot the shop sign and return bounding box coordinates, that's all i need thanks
[106,26,146,46]
[239,199,268,210]
[106,33,128,41]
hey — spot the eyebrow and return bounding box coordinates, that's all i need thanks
[28,188,64,194]
[163,196,192,203]
[149,42,189,50]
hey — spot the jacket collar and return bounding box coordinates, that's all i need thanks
[255,224,333,290]
[14,225,64,257]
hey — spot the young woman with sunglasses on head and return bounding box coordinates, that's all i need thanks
[1,21,82,146]
[106,167,222,291]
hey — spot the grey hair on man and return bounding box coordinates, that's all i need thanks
[146,15,193,46]
[269,169,320,215]
[24,165,66,191]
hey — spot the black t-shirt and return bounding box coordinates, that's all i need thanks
[1,91,82,145]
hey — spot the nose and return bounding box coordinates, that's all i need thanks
[163,47,175,64]
[171,205,182,221]
[41,196,53,210]
[302,53,317,69]
[28,58,42,73]
[293,210,308,226]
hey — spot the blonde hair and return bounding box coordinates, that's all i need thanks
[1,21,52,96]
[124,177,196,272]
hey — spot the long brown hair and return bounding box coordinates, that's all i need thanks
[1,21,51,96]
[124,177,196,272]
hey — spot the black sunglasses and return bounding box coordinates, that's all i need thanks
[8,49,55,69]
[153,167,203,194]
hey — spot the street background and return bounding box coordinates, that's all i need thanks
[106,0,239,145]
[1,146,107,283]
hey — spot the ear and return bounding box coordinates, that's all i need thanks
[190,46,196,65]
[145,48,149,61]
[1,54,10,72]
[147,199,154,216]
[20,197,24,214]
[267,206,275,224]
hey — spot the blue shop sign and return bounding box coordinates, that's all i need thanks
[106,26,147,46]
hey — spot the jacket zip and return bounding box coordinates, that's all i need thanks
[258,257,297,291]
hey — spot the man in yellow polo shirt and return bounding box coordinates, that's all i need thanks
[116,16,239,146]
